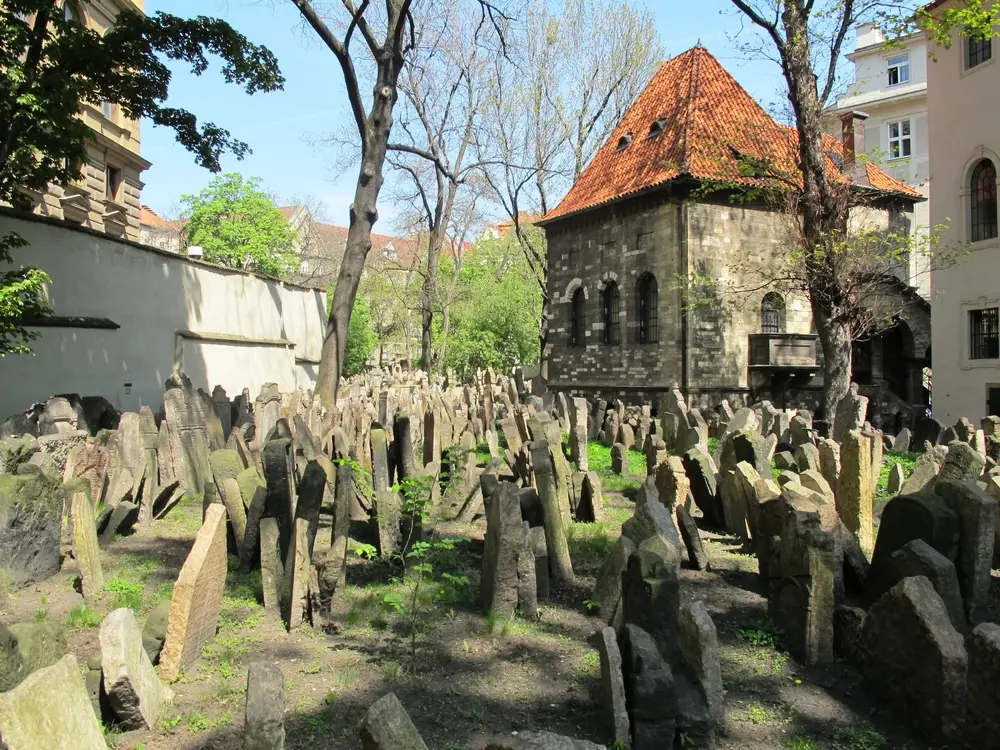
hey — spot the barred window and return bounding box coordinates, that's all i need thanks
[761,292,786,334]
[968,37,993,69]
[636,273,658,344]
[601,282,620,345]
[971,159,998,243]
[570,288,586,348]
[970,308,999,360]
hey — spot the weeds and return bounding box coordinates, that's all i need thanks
[737,621,785,650]
[160,714,183,730]
[105,577,144,612]
[66,604,101,629]
[788,738,822,750]
[382,660,403,683]
[743,701,788,726]
[834,727,887,750]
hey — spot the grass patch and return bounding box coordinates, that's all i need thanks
[833,727,886,750]
[788,737,823,750]
[66,604,102,629]
[570,441,646,494]
[742,701,789,726]
[736,620,785,650]
[876,450,918,503]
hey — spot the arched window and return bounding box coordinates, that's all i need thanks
[636,273,658,344]
[601,282,620,345]
[570,288,586,348]
[971,159,998,243]
[761,292,786,334]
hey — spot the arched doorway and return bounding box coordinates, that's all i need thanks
[881,321,915,401]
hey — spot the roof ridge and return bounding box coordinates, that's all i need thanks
[678,47,703,175]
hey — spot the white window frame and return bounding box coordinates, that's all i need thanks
[887,54,910,86]
[961,297,1000,369]
[887,119,912,160]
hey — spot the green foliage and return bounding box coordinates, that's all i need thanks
[340,296,378,377]
[833,727,887,750]
[180,173,299,277]
[576,440,645,493]
[106,576,144,613]
[31,605,47,623]
[876,450,918,503]
[737,621,785,650]
[0,232,49,357]
[0,2,282,204]
[440,229,542,379]
[66,604,101,630]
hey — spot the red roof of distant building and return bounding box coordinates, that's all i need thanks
[542,46,920,224]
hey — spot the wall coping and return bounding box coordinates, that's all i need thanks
[0,206,323,294]
[177,330,296,348]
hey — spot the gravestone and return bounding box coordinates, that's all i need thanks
[861,576,967,747]
[480,482,536,619]
[610,443,629,475]
[676,506,708,570]
[965,623,1000,748]
[254,383,282,448]
[833,386,868,443]
[682,448,724,528]
[262,439,295,562]
[621,535,682,660]
[100,608,173,729]
[916,417,944,448]
[163,376,213,494]
[259,518,282,616]
[0,654,105,750]
[159,503,228,681]
[70,491,103,604]
[529,441,574,584]
[619,624,677,748]
[0,466,63,588]
[593,535,634,625]
[244,662,285,750]
[894,427,911,453]
[597,627,629,747]
[889,539,966,632]
[360,692,429,750]
[837,430,873,553]
[677,600,725,739]
[934,478,997,623]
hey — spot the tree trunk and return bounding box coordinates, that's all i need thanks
[812,301,852,422]
[420,225,443,374]
[315,73,400,406]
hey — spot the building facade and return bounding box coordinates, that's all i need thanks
[927,1,999,423]
[541,46,930,427]
[20,1,150,241]
[824,24,931,298]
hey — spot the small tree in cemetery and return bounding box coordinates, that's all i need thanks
[0,0,283,354]
[341,296,379,377]
[722,0,998,417]
[180,173,300,278]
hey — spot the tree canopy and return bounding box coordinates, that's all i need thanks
[341,296,379,378]
[0,1,282,356]
[439,228,543,380]
[180,173,300,278]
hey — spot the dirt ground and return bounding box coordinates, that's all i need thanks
[2,451,983,750]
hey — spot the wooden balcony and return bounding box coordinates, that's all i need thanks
[748,333,819,372]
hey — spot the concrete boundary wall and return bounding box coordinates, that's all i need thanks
[0,210,327,416]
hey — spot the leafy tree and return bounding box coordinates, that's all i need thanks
[340,296,379,378]
[180,174,300,278]
[0,0,283,354]
[441,228,542,379]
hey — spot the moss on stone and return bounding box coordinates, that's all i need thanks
[209,449,245,486]
[9,622,67,676]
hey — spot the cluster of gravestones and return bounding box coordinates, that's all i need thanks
[613,383,1000,749]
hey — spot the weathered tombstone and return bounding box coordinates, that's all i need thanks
[0,654,105,749]
[833,385,868,443]
[934,477,997,623]
[621,535,682,660]
[965,623,1000,748]
[262,439,295,562]
[619,624,677,748]
[894,427,912,453]
[868,492,961,604]
[313,464,352,620]
[284,519,312,630]
[480,482,536,619]
[610,443,629,476]
[860,576,967,747]
[70,491,103,604]
[576,471,603,523]
[163,375,213,494]
[593,535,634,625]
[0,467,63,588]
[100,608,173,729]
[682,448,725,528]
[653,456,689,516]
[886,463,906,497]
[916,417,944,448]
[676,505,708,570]
[889,539,966,632]
[99,500,139,546]
[259,518,282,616]
[900,446,947,495]
[254,383,282,448]
[529,441,574,584]
[596,627,629,747]
[359,692,429,750]
[837,430,873,553]
[939,441,986,483]
[159,503,228,681]
[676,600,724,740]
[244,662,285,750]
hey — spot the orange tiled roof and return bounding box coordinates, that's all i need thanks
[139,205,172,228]
[542,46,920,224]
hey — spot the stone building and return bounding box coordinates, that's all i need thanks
[539,45,930,427]
[17,1,151,242]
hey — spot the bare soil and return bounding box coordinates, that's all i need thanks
[2,474,976,750]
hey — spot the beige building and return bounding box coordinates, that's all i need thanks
[927,2,999,423]
[825,23,932,298]
[20,1,150,242]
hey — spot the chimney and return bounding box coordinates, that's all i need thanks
[840,111,870,184]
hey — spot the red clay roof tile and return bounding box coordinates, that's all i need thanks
[543,46,920,223]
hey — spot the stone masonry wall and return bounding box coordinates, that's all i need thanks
[546,192,684,398]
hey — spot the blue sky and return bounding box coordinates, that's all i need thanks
[140,0,834,230]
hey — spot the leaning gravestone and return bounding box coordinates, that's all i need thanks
[597,626,630,747]
[163,375,213,495]
[245,662,285,750]
[833,386,868,443]
[360,692,429,750]
[100,608,173,730]
[159,503,228,681]
[70,491,103,604]
[0,654,106,749]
